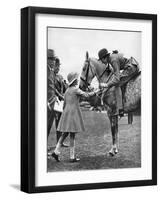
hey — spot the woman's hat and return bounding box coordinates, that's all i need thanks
[67,72,79,86]
[98,48,110,60]
[112,50,119,54]
[47,49,54,60]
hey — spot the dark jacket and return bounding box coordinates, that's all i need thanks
[47,65,65,106]
[47,65,56,105]
[108,53,128,86]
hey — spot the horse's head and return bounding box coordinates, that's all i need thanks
[79,52,108,91]
[79,52,97,91]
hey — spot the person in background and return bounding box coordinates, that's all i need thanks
[52,57,69,147]
[112,50,119,54]
[47,49,68,150]
[51,72,100,162]
[47,49,56,139]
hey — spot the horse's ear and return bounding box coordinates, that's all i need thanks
[86,51,89,61]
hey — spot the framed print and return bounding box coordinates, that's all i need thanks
[21,6,157,193]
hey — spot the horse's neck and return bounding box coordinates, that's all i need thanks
[94,63,110,83]
[99,72,110,83]
[90,58,110,83]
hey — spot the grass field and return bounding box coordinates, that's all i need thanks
[47,110,141,172]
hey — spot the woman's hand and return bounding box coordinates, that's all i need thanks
[47,102,52,110]
[58,94,64,101]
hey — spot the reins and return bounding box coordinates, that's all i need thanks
[80,59,112,97]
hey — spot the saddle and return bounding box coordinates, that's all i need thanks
[99,69,141,112]
[119,70,141,87]
[120,70,141,109]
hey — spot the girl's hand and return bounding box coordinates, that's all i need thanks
[88,86,94,91]
[99,83,108,88]
[94,88,100,94]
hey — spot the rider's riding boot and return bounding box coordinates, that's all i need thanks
[119,109,124,117]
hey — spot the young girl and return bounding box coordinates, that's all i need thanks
[51,72,99,162]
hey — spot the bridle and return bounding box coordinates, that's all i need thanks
[80,58,110,90]
[80,59,97,89]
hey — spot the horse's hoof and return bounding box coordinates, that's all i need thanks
[114,148,118,154]
[109,151,115,157]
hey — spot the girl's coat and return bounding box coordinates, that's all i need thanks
[57,86,95,133]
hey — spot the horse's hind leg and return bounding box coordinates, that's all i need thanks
[128,112,133,124]
[109,115,119,156]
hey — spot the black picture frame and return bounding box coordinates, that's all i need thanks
[21,6,157,193]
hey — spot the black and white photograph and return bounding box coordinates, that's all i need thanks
[0,0,160,198]
[20,7,157,193]
[47,27,141,171]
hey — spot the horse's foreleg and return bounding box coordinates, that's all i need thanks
[109,115,119,156]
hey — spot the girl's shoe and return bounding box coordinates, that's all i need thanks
[51,152,60,162]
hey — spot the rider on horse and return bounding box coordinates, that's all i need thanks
[98,48,139,117]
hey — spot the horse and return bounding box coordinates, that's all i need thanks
[79,52,141,156]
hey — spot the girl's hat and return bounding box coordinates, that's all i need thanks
[67,72,79,86]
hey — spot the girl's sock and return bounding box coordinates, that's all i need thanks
[54,132,69,155]
[70,147,75,159]
[54,141,61,155]
[70,133,75,159]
